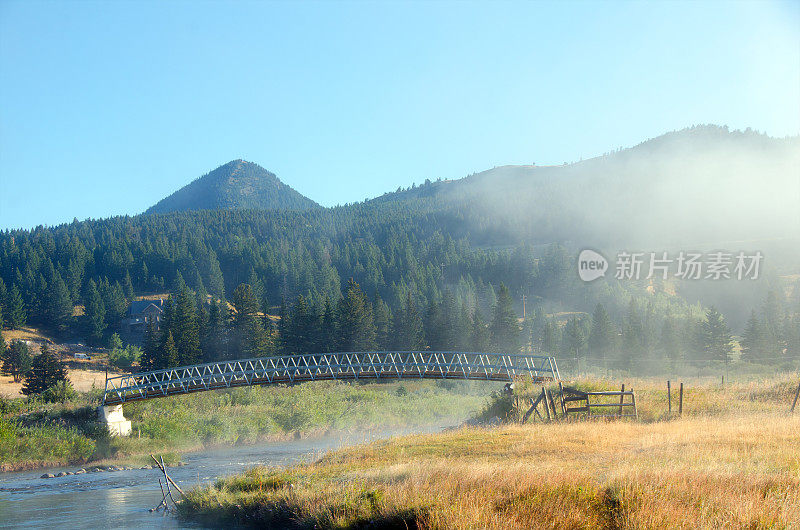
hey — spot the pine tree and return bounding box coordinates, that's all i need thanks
[563,317,587,357]
[392,292,425,350]
[7,284,26,329]
[589,303,615,359]
[439,289,459,350]
[122,270,135,300]
[173,288,200,365]
[337,279,376,351]
[740,310,766,362]
[620,299,645,368]
[287,295,316,354]
[84,279,106,346]
[140,318,160,370]
[659,316,680,362]
[541,321,559,354]
[22,345,67,395]
[423,299,444,350]
[372,293,392,350]
[490,284,520,353]
[1,340,31,383]
[172,270,187,294]
[470,309,490,352]
[45,271,73,331]
[278,297,291,354]
[319,298,337,353]
[232,283,260,328]
[163,331,179,368]
[702,306,733,363]
[202,299,226,362]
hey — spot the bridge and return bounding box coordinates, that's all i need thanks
[99,351,561,436]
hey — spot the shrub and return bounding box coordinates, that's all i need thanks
[41,380,78,403]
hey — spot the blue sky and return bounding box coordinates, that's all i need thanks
[1,0,798,229]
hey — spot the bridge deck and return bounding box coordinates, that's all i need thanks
[103,352,560,405]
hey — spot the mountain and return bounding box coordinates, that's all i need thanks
[369,125,800,248]
[1,126,798,337]
[146,160,319,214]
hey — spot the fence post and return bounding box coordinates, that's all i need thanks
[679,382,684,416]
[618,384,625,417]
[790,381,800,414]
[542,386,551,421]
[667,380,671,415]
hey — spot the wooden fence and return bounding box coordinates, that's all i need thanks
[523,383,638,422]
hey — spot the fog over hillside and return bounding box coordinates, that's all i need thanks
[374,125,800,251]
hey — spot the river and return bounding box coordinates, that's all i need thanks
[0,425,446,528]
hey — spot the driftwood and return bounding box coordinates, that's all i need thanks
[149,454,185,514]
[150,454,185,497]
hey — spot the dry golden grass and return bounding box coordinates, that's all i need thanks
[0,368,119,397]
[182,375,800,529]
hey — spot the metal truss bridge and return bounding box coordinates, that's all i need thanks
[102,351,561,406]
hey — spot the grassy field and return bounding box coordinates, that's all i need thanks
[181,374,800,529]
[0,379,486,472]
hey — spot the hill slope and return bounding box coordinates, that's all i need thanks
[370,125,800,247]
[146,160,319,214]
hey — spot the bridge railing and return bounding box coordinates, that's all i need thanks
[102,351,560,405]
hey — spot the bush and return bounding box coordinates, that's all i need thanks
[108,334,142,371]
[41,380,78,403]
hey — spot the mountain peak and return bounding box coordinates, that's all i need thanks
[146,160,319,214]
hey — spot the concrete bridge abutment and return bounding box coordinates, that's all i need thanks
[97,404,131,437]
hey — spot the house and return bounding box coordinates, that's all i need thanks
[121,299,165,334]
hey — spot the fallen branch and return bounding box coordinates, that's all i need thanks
[150,454,185,497]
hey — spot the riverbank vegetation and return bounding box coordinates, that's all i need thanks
[0,379,486,472]
[181,374,800,528]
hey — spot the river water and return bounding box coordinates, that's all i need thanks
[0,426,445,528]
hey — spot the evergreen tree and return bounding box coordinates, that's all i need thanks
[541,321,559,354]
[659,315,680,362]
[318,298,337,352]
[201,299,226,362]
[122,270,135,300]
[172,270,187,293]
[563,317,587,357]
[84,279,106,346]
[740,310,766,362]
[286,295,316,354]
[1,340,31,382]
[392,292,425,350]
[423,299,444,350]
[439,289,459,350]
[529,307,547,352]
[140,318,160,370]
[46,271,73,331]
[702,306,733,363]
[230,284,270,358]
[490,284,520,353]
[620,299,645,368]
[7,284,26,329]
[231,283,260,329]
[277,297,290,354]
[372,293,392,350]
[589,303,615,358]
[337,279,376,351]
[22,345,67,395]
[470,309,490,352]
[173,288,201,365]
[163,331,179,368]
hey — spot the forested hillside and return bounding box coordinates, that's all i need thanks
[0,126,798,372]
[146,159,319,214]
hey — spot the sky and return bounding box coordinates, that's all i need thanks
[0,0,798,230]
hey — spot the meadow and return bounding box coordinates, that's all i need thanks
[180,374,800,529]
[0,379,486,471]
